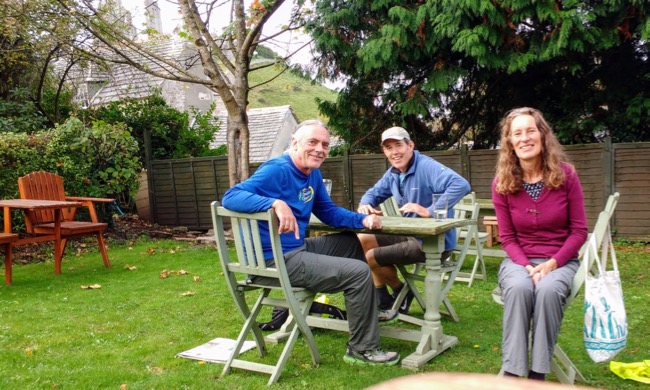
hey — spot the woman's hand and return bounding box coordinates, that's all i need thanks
[528,259,559,286]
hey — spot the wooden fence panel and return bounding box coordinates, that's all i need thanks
[422,150,463,175]
[148,141,650,240]
[319,157,348,208]
[467,150,498,199]
[566,144,607,230]
[613,144,650,240]
[348,154,389,210]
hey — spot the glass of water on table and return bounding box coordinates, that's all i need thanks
[432,193,448,221]
[323,179,332,195]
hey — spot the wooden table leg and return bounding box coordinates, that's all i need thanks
[3,207,13,285]
[54,209,62,275]
[3,243,11,285]
[3,207,11,234]
[400,233,458,369]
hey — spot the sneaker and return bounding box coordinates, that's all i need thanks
[377,309,399,325]
[343,346,400,366]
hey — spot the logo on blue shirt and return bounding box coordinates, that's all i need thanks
[299,186,314,203]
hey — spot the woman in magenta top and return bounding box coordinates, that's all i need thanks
[492,107,588,381]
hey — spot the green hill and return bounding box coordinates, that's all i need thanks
[247,64,337,122]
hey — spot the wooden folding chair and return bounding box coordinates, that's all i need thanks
[211,201,320,385]
[1,233,19,285]
[18,171,113,274]
[451,193,489,287]
[492,208,616,384]
[383,197,480,323]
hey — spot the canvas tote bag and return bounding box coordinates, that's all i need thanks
[583,231,627,363]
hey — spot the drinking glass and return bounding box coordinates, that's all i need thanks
[432,193,448,221]
[323,179,332,195]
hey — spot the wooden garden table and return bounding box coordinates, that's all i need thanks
[308,215,471,369]
[0,199,83,283]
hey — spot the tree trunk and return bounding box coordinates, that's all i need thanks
[226,107,250,186]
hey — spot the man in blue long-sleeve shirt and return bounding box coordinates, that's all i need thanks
[222,120,400,366]
[357,127,471,314]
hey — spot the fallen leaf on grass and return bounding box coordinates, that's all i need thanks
[120,384,127,390]
[80,284,102,289]
[193,276,200,282]
[181,291,195,296]
[124,264,137,271]
[160,269,190,279]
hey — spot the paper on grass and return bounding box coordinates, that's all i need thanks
[177,337,256,363]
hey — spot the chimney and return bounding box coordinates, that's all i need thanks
[145,0,163,33]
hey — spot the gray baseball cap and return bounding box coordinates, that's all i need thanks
[381,127,411,144]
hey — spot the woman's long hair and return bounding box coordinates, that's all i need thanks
[494,107,573,194]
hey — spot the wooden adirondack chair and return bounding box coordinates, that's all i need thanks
[1,232,19,285]
[18,171,114,274]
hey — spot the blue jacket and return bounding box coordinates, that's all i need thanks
[359,150,471,250]
[222,154,366,258]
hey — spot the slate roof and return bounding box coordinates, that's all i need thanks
[58,38,213,108]
[210,105,299,163]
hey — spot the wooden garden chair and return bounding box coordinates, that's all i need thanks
[17,171,113,274]
[211,201,320,385]
[1,232,19,285]
[452,192,489,286]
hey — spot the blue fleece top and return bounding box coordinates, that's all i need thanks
[359,150,471,250]
[222,154,366,258]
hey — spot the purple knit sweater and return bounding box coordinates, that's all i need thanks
[491,163,588,267]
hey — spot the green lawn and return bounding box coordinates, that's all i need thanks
[1,238,647,389]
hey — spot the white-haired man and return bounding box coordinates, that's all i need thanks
[223,120,400,366]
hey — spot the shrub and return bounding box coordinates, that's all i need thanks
[0,117,141,230]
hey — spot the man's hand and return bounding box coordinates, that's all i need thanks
[362,214,382,230]
[358,204,383,215]
[399,202,431,218]
[528,259,559,286]
[272,199,299,239]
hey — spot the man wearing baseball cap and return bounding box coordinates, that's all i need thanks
[357,126,471,314]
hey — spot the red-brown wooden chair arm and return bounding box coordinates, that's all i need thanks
[65,197,115,223]
[66,196,115,203]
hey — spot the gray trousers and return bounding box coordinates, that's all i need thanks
[282,232,380,352]
[498,257,579,376]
